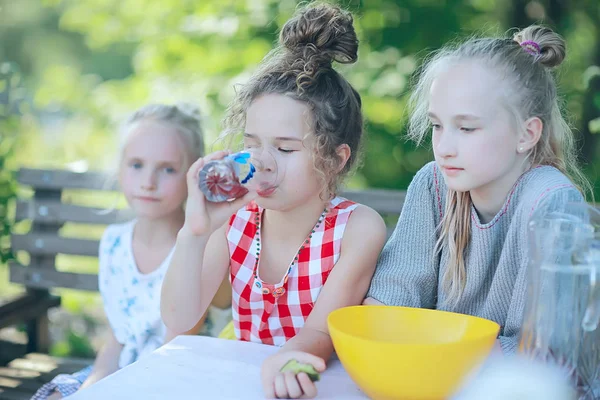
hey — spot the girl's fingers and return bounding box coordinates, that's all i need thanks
[187,157,206,183]
[289,352,326,373]
[203,150,230,162]
[297,373,317,399]
[188,150,231,190]
[262,377,276,399]
[225,191,258,214]
[283,371,303,399]
[274,374,288,399]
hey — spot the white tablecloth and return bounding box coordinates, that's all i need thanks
[69,335,368,399]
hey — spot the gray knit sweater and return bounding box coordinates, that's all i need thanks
[367,162,584,353]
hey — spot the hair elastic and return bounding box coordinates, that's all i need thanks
[520,40,541,57]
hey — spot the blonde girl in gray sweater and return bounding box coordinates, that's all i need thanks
[366,25,590,354]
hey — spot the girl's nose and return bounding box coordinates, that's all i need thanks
[434,130,458,158]
[141,171,157,191]
[252,149,276,172]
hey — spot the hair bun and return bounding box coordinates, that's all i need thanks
[280,4,358,67]
[513,25,566,68]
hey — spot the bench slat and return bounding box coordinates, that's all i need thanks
[17,168,118,191]
[0,375,42,394]
[0,292,61,331]
[341,189,405,215]
[11,234,99,257]
[15,193,401,226]
[9,262,99,292]
[15,200,133,225]
[0,366,40,380]
[0,387,33,400]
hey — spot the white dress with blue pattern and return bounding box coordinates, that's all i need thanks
[99,220,172,368]
[32,220,172,399]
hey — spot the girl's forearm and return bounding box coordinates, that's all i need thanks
[78,338,122,391]
[280,327,334,363]
[78,369,114,390]
[160,228,209,334]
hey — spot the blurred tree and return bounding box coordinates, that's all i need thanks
[1,0,598,358]
[0,63,21,264]
[508,0,599,195]
[0,0,597,190]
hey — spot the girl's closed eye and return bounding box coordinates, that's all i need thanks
[278,148,296,154]
[460,126,477,133]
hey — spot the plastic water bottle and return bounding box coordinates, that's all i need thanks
[198,151,281,202]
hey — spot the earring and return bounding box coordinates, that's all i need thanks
[518,147,524,153]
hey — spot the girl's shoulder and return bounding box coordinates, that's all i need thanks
[512,166,583,215]
[100,220,135,252]
[329,196,358,212]
[517,165,577,192]
[98,221,135,279]
[332,196,386,238]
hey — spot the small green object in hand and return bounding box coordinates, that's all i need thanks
[280,359,320,382]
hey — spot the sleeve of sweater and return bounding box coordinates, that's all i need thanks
[366,162,440,309]
[499,185,585,353]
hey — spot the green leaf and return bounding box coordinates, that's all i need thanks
[589,117,600,134]
[594,93,600,111]
[583,66,600,90]
[66,330,96,358]
[50,341,71,357]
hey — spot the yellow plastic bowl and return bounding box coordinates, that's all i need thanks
[328,306,500,400]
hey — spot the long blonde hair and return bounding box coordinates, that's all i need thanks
[407,25,591,307]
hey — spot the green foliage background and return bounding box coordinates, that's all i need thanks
[0,0,598,356]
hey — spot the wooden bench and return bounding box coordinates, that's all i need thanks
[0,168,406,399]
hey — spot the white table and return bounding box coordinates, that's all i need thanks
[69,335,368,399]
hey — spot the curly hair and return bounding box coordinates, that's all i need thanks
[220,3,363,199]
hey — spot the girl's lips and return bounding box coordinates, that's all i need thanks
[256,186,277,197]
[135,196,160,202]
[442,166,464,176]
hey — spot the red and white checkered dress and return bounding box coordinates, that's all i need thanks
[227,196,357,346]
